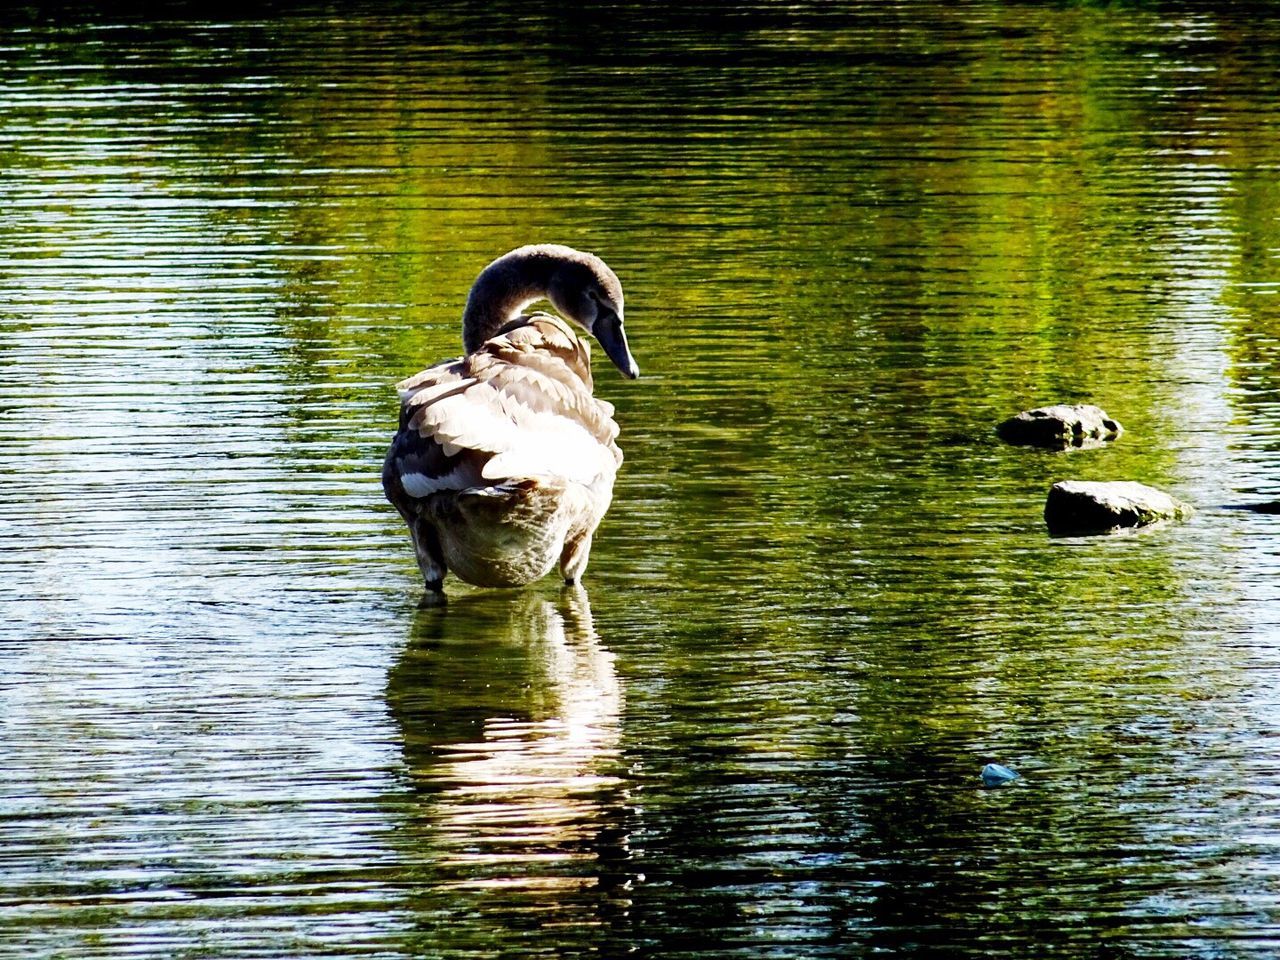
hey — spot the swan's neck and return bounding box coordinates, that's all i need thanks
[461,251,559,353]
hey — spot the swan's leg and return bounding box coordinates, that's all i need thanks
[410,516,447,594]
[383,450,446,593]
[559,530,593,586]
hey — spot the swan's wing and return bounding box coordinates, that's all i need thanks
[387,358,488,498]
[387,317,622,500]
[474,315,620,448]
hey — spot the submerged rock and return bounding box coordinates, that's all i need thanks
[997,404,1122,450]
[1225,501,1280,515]
[1044,480,1193,535]
[981,763,1020,787]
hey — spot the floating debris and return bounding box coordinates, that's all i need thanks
[981,763,1020,787]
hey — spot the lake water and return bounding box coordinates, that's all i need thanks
[4,2,1280,957]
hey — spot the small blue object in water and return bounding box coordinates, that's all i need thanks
[981,763,1020,787]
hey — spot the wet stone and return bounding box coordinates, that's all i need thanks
[1044,480,1193,535]
[997,404,1122,449]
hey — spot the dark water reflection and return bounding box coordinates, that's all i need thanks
[4,2,1280,957]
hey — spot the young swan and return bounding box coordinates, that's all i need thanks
[382,244,639,594]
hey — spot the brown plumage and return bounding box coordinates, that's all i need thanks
[382,245,638,593]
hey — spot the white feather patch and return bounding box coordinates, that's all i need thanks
[481,415,616,486]
[400,464,475,498]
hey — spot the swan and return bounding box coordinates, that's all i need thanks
[382,244,639,593]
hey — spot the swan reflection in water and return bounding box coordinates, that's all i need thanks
[386,587,635,944]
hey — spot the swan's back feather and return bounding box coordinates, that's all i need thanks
[388,315,622,500]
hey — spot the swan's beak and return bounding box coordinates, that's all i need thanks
[594,309,640,379]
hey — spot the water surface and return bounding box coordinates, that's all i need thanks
[4,3,1280,957]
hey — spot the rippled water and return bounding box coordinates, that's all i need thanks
[5,3,1280,957]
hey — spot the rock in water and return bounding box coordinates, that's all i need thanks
[1044,480,1193,535]
[997,404,1122,449]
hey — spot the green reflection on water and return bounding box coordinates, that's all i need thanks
[3,2,1280,957]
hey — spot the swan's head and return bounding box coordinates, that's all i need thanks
[547,253,640,380]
